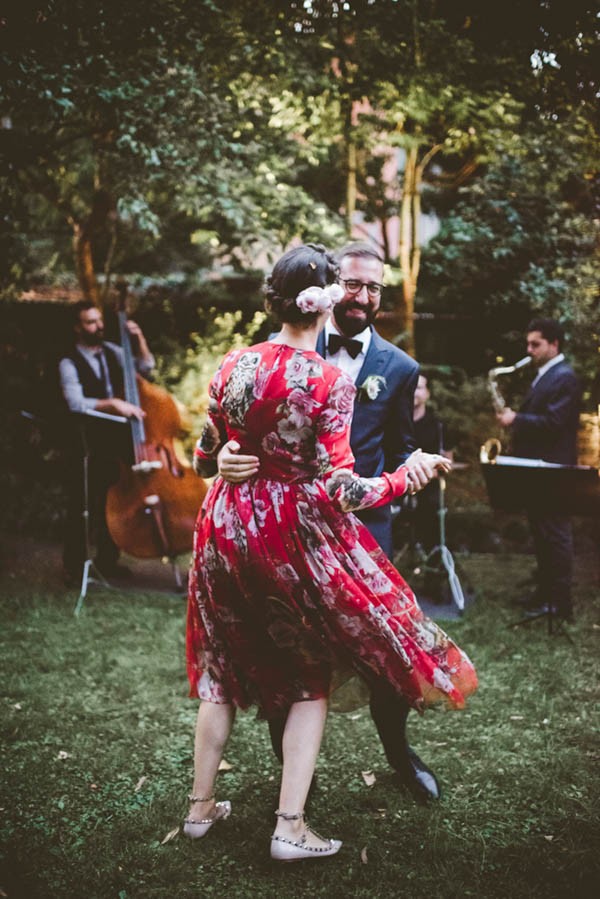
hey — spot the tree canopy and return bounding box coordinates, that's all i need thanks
[1,0,597,368]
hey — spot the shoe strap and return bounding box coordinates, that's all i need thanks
[188,793,215,803]
[274,809,305,820]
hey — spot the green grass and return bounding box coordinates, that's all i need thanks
[1,551,599,899]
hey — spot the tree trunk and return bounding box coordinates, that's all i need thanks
[397,145,418,356]
[73,222,99,304]
[72,188,115,306]
[345,104,357,233]
[394,143,443,357]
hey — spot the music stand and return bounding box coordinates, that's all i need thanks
[73,409,128,616]
[479,454,598,640]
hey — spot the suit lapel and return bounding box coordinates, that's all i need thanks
[522,361,564,409]
[316,330,326,359]
[355,328,387,384]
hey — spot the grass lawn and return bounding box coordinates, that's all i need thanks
[1,546,599,899]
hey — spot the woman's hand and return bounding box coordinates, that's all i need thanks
[403,449,452,494]
[217,440,260,483]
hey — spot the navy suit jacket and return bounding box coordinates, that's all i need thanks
[511,360,580,465]
[317,327,419,555]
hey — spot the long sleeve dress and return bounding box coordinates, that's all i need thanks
[187,342,477,718]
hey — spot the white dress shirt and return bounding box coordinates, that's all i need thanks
[323,320,372,383]
[59,341,155,413]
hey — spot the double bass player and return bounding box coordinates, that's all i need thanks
[58,300,155,586]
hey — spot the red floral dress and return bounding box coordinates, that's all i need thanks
[187,342,477,717]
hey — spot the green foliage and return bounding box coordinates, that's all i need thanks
[421,117,599,390]
[0,1,346,290]
[1,0,597,394]
[419,367,496,464]
[158,309,268,440]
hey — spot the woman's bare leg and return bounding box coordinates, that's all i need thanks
[274,698,331,849]
[187,701,235,820]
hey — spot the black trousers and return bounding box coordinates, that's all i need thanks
[527,508,573,616]
[62,451,120,575]
[268,681,412,772]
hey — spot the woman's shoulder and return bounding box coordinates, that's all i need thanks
[321,357,354,387]
[220,342,269,366]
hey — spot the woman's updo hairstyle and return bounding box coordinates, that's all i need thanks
[265,243,338,327]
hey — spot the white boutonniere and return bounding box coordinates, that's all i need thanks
[357,374,387,402]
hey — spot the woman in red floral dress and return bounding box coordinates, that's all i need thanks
[184,244,477,861]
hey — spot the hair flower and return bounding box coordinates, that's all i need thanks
[296,283,345,314]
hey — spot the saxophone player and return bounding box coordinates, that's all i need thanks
[496,318,581,622]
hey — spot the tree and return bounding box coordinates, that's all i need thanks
[420,115,599,388]
[284,0,598,354]
[0,1,345,299]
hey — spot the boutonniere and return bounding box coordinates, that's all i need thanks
[357,374,387,402]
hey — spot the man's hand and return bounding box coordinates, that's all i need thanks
[403,449,452,494]
[497,407,516,427]
[126,320,152,360]
[98,397,146,421]
[217,440,260,483]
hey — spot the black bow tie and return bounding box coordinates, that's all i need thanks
[327,333,363,359]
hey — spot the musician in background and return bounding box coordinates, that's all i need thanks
[58,301,154,585]
[496,317,581,622]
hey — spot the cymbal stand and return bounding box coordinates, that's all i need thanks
[418,471,466,613]
[413,420,466,612]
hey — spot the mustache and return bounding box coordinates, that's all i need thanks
[340,303,378,319]
[84,330,104,343]
[342,302,373,313]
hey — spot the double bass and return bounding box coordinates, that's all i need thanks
[105,284,207,559]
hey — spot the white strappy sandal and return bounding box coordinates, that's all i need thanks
[270,810,342,861]
[183,794,232,839]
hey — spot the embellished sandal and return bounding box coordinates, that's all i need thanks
[183,794,232,839]
[270,810,342,862]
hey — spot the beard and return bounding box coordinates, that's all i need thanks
[333,301,378,337]
[80,329,104,347]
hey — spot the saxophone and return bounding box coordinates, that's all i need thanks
[482,356,532,462]
[487,356,531,413]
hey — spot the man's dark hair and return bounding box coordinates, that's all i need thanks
[527,317,565,350]
[337,242,384,265]
[71,300,99,324]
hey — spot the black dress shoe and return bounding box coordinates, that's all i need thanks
[395,747,441,802]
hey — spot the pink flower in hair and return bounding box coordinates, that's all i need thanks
[295,283,344,314]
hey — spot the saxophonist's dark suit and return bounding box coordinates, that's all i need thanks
[511,359,581,618]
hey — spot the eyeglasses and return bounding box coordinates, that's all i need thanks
[339,279,384,298]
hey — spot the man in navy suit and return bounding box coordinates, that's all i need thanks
[317,244,419,556]
[497,318,581,621]
[218,243,441,801]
